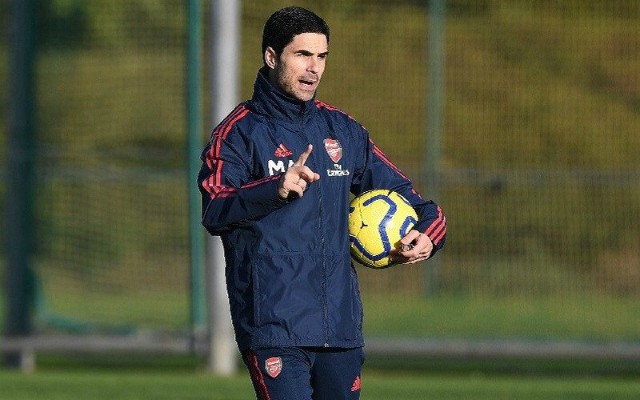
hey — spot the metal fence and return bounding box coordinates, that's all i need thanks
[1,0,639,368]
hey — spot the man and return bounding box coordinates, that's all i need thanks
[198,6,446,400]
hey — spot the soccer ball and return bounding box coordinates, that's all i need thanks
[348,189,418,269]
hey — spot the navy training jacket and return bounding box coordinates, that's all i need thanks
[198,68,446,351]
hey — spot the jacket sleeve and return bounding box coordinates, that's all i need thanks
[197,115,286,236]
[350,123,447,254]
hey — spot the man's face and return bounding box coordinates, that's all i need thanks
[265,33,328,102]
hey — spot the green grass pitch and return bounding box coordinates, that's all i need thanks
[1,368,640,400]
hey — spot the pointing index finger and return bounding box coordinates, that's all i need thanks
[294,144,313,167]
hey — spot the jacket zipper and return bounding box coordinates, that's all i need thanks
[300,111,330,347]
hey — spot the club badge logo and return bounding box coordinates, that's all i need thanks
[265,357,282,378]
[324,138,342,163]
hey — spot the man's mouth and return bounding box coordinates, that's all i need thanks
[299,78,317,89]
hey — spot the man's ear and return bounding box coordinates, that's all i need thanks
[264,47,277,69]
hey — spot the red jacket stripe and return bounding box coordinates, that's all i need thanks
[424,206,446,245]
[246,350,271,400]
[212,106,250,184]
[206,105,247,165]
[202,105,250,200]
[242,174,280,189]
[371,140,409,180]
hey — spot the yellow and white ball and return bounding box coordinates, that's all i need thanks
[348,190,417,269]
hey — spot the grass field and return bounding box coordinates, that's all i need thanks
[2,367,640,400]
[0,354,639,399]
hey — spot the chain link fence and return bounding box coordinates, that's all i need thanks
[1,0,639,357]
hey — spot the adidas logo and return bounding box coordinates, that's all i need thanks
[274,144,293,158]
[350,376,361,392]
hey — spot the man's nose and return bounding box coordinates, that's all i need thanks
[307,57,319,73]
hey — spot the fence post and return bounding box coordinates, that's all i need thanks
[187,0,207,349]
[207,0,241,375]
[424,0,446,297]
[4,0,37,369]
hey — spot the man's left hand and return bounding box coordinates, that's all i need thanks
[390,229,433,265]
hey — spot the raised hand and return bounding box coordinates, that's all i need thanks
[278,144,321,200]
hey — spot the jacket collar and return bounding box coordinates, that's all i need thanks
[250,67,317,123]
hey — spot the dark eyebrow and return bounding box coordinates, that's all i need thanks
[296,49,329,57]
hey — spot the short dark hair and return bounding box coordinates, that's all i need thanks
[261,6,330,64]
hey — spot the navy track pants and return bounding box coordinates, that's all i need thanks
[242,346,364,400]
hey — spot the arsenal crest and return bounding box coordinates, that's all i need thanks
[265,357,282,378]
[324,138,342,163]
